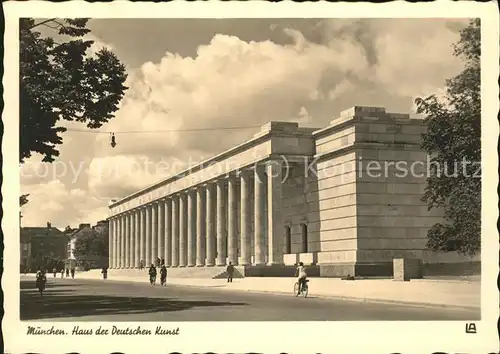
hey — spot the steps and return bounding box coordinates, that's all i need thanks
[102,264,319,279]
[163,266,245,279]
[106,266,245,279]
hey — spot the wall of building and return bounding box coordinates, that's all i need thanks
[24,233,67,271]
[282,163,311,254]
[309,112,360,270]
[314,152,358,266]
[20,242,31,271]
[309,106,480,276]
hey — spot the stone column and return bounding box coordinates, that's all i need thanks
[216,179,227,266]
[267,161,284,265]
[164,198,172,266]
[179,193,188,267]
[151,202,158,265]
[254,165,266,265]
[206,183,216,266]
[187,189,197,266]
[120,215,125,268]
[115,216,120,268]
[227,175,238,265]
[125,213,130,268]
[129,212,134,267]
[134,210,140,268]
[145,204,152,266]
[158,201,165,264]
[196,186,206,266]
[115,217,120,268]
[171,196,179,267]
[240,171,251,265]
[128,212,134,268]
[140,207,146,267]
[109,217,114,269]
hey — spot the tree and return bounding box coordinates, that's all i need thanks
[20,193,29,220]
[20,194,29,207]
[414,19,480,256]
[20,18,128,163]
[74,227,109,268]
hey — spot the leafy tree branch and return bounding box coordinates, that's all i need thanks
[20,18,128,163]
[415,19,481,256]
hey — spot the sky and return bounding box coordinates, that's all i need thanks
[20,18,469,229]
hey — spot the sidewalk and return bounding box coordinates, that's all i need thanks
[58,270,480,310]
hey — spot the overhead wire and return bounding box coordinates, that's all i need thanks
[64,125,262,134]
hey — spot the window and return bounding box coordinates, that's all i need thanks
[301,223,308,253]
[284,225,291,254]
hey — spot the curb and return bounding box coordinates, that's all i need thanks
[33,275,480,312]
[167,282,480,311]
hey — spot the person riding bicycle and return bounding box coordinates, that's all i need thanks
[295,262,307,293]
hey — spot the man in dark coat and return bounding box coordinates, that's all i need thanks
[226,262,235,283]
[160,265,167,286]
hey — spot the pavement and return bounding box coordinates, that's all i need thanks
[20,277,481,321]
[28,270,481,310]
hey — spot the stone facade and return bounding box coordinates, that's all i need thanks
[108,106,480,277]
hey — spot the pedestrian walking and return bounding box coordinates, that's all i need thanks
[160,264,167,286]
[52,268,57,278]
[60,269,64,278]
[149,264,157,285]
[65,268,69,277]
[70,268,75,279]
[101,267,108,279]
[226,262,234,283]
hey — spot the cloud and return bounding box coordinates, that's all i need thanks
[87,155,172,198]
[328,80,355,100]
[296,106,312,126]
[315,19,466,98]
[21,180,107,229]
[99,29,372,155]
[85,33,115,56]
[308,89,324,101]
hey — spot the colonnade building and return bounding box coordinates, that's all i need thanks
[108,106,479,277]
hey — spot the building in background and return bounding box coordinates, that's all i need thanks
[20,222,67,273]
[66,220,109,270]
[66,223,92,270]
[93,220,109,236]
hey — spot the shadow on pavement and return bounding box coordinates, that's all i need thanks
[20,283,248,320]
[20,280,84,290]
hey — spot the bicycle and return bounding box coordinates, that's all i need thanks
[293,279,309,298]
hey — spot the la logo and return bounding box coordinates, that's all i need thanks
[465,323,477,333]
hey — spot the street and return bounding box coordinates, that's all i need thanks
[20,277,480,321]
